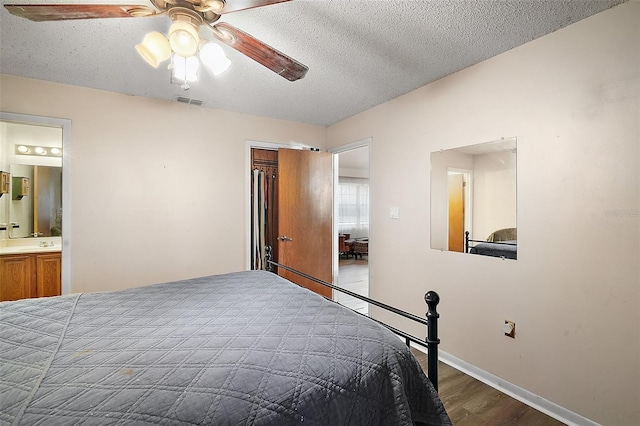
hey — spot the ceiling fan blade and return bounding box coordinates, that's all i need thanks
[3,4,161,22]
[218,0,292,15]
[209,22,307,81]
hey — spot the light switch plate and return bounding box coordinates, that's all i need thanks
[390,207,399,219]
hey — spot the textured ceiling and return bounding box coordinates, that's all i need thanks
[0,0,627,126]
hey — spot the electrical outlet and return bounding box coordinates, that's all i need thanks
[504,320,516,338]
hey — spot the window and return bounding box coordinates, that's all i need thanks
[338,177,369,238]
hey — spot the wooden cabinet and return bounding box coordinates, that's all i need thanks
[0,171,9,196]
[12,176,30,200]
[0,252,61,302]
[0,255,35,301]
[36,254,62,298]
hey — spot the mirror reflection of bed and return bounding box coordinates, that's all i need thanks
[466,227,517,260]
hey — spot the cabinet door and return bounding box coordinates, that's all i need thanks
[0,171,9,195]
[12,176,30,200]
[36,253,62,298]
[0,255,36,301]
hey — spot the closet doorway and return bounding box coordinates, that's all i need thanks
[331,139,371,315]
[250,148,279,270]
[248,143,332,297]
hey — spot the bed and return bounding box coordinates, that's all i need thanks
[0,269,451,425]
[465,229,517,260]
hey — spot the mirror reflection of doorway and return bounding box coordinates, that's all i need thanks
[335,144,370,315]
[447,169,472,252]
[448,173,464,252]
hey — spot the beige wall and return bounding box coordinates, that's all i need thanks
[327,2,639,425]
[0,74,326,292]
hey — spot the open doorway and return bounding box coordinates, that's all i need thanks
[1,112,71,296]
[331,140,371,315]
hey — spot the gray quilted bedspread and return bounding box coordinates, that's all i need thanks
[1,270,450,426]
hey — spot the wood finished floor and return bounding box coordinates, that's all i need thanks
[336,259,565,425]
[411,350,566,425]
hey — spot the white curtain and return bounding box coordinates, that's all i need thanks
[337,177,369,238]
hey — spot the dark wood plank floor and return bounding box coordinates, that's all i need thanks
[411,349,566,426]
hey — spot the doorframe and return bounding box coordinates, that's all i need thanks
[329,138,372,304]
[0,112,71,295]
[244,140,309,271]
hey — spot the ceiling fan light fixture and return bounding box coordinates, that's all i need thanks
[173,54,200,82]
[128,7,157,17]
[199,42,231,76]
[169,20,200,57]
[194,0,225,13]
[135,31,171,68]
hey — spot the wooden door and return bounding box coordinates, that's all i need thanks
[448,173,465,252]
[277,148,333,297]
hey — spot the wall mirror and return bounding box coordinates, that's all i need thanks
[0,119,63,239]
[430,137,517,260]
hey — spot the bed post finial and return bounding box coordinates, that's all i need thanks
[425,291,440,392]
[265,245,273,272]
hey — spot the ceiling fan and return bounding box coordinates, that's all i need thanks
[4,0,308,82]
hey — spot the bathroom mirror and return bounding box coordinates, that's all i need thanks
[430,137,517,259]
[0,119,63,238]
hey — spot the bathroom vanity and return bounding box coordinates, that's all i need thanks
[0,239,61,302]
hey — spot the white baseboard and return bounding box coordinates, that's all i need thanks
[410,343,600,426]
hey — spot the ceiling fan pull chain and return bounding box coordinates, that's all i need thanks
[181,55,190,91]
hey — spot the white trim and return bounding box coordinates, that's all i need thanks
[329,138,372,312]
[0,112,72,296]
[410,344,600,426]
[328,137,372,154]
[332,154,340,288]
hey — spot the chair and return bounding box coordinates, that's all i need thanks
[351,239,368,259]
[339,234,350,257]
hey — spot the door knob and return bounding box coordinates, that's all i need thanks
[278,235,293,241]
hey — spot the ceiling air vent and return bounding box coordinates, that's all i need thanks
[174,96,204,106]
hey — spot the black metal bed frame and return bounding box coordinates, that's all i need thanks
[265,258,442,392]
[465,230,517,253]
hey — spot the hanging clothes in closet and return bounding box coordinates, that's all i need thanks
[251,150,277,270]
